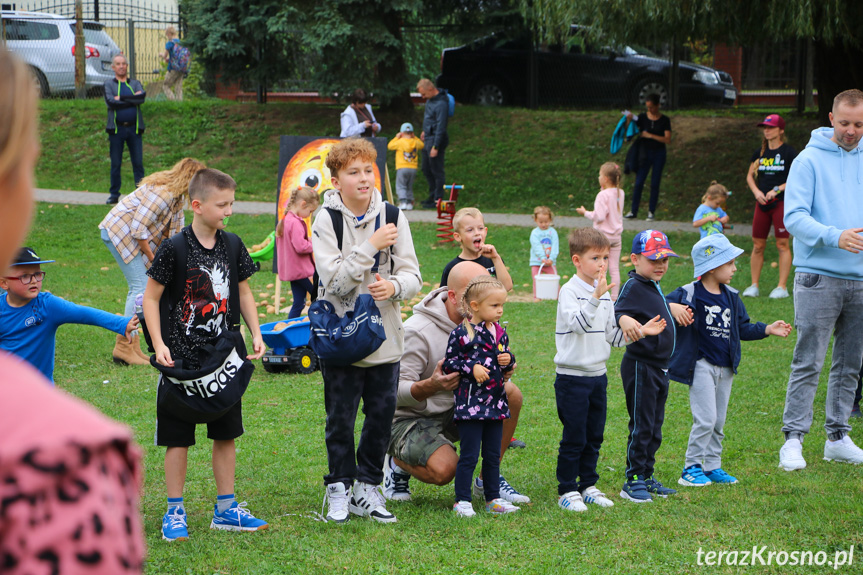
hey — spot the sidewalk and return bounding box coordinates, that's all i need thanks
[34,188,752,237]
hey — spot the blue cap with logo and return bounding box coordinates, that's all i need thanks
[631,230,678,260]
[400,122,414,133]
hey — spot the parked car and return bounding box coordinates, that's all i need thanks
[436,26,737,108]
[2,10,122,97]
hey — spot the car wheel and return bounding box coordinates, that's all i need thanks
[631,77,668,107]
[30,67,49,98]
[472,80,507,106]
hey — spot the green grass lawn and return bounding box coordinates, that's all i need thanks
[36,100,822,223]
[25,203,862,574]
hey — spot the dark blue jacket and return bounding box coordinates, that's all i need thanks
[104,78,146,134]
[614,270,675,368]
[422,89,449,150]
[666,281,767,385]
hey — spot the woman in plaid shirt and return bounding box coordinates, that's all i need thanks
[99,157,205,364]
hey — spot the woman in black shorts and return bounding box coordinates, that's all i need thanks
[743,114,797,299]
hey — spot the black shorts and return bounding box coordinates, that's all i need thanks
[155,399,244,447]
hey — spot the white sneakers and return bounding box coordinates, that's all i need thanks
[558,491,587,512]
[382,454,412,501]
[779,438,807,471]
[581,486,614,507]
[769,286,790,299]
[780,436,863,470]
[824,436,863,464]
[350,481,397,523]
[324,483,352,523]
[397,201,414,211]
[453,501,476,517]
[472,476,531,504]
[741,285,760,298]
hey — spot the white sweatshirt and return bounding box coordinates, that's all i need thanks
[554,275,625,376]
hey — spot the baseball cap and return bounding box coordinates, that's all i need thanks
[400,122,414,133]
[692,234,744,278]
[11,247,55,267]
[631,230,678,260]
[757,114,785,130]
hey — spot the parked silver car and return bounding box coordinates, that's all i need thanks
[2,10,122,97]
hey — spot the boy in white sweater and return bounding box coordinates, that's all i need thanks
[554,228,665,512]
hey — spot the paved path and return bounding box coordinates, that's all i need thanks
[35,188,753,236]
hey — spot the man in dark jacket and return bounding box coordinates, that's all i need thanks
[417,78,449,209]
[104,54,146,205]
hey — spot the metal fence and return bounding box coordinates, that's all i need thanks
[3,0,179,97]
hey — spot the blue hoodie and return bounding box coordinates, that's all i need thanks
[784,127,863,280]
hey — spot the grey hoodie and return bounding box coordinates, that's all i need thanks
[393,287,458,420]
[311,189,422,367]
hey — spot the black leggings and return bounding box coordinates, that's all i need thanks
[289,278,314,318]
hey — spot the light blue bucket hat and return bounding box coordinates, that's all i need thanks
[692,234,744,278]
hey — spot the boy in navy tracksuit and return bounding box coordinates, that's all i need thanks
[614,230,692,502]
[667,234,791,487]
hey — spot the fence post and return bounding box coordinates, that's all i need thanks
[127,19,136,80]
[74,0,87,99]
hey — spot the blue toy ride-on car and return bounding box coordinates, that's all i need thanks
[260,316,318,374]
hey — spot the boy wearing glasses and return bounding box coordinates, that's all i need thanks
[0,247,138,384]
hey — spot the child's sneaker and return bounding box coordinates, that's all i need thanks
[210,501,268,532]
[453,500,476,517]
[485,498,520,514]
[741,285,760,298]
[644,477,677,497]
[382,454,412,501]
[679,464,712,487]
[499,475,531,503]
[620,476,652,503]
[703,467,738,484]
[558,490,587,512]
[405,202,414,211]
[823,436,863,465]
[398,201,408,210]
[161,506,188,541]
[324,482,351,524]
[509,437,527,449]
[581,486,614,507]
[350,481,397,523]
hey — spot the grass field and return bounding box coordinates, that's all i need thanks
[25,202,862,574]
[36,100,823,223]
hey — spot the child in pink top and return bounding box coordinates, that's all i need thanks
[276,186,320,317]
[577,162,625,299]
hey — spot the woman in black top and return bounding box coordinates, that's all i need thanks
[742,114,797,300]
[624,94,672,221]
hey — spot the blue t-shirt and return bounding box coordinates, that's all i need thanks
[0,292,131,383]
[693,204,728,239]
[694,282,732,367]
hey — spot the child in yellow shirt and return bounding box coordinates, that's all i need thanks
[387,123,425,211]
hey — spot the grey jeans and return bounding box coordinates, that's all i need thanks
[685,359,735,470]
[395,168,417,202]
[782,272,863,442]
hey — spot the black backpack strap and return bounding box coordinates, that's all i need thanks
[221,231,242,331]
[326,207,344,251]
[384,202,400,274]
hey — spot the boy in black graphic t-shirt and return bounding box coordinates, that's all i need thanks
[144,168,267,542]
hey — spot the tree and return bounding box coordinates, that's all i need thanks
[517,0,863,122]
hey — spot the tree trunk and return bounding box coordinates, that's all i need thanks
[814,39,863,125]
[377,12,414,114]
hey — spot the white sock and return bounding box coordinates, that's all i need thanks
[390,457,405,474]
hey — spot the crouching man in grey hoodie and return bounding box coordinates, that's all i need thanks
[383,261,530,504]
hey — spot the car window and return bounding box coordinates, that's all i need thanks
[4,19,60,41]
[69,22,116,46]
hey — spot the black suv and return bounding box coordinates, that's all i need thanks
[436,27,737,108]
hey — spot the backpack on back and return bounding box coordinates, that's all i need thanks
[169,40,191,75]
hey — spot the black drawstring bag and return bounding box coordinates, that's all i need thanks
[152,330,254,423]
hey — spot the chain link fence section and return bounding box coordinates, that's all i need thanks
[3,0,179,98]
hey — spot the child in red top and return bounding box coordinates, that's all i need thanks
[276,186,320,318]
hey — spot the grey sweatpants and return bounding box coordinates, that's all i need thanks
[782,272,863,442]
[395,168,417,202]
[684,359,734,471]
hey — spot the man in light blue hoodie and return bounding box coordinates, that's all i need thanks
[779,89,863,472]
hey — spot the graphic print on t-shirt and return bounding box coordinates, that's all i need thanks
[703,303,731,341]
[181,263,230,337]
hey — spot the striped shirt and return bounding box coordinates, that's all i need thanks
[99,184,185,265]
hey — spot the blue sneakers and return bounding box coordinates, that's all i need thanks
[620,476,652,503]
[704,467,738,484]
[210,501,269,532]
[679,464,713,487]
[161,506,188,542]
[644,477,677,497]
